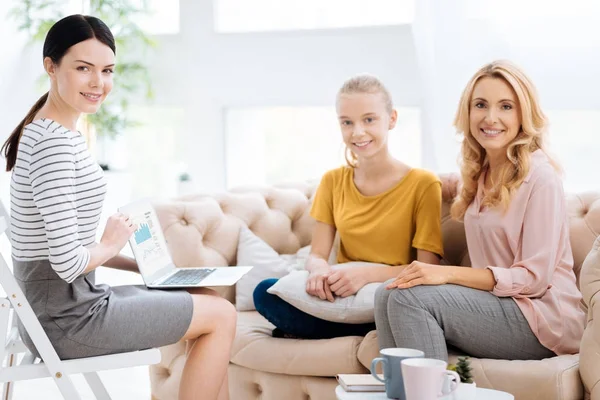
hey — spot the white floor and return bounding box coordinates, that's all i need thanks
[3,266,154,400]
[10,366,152,399]
[3,266,155,399]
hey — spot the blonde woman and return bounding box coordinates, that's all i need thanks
[374,60,585,360]
[253,75,444,339]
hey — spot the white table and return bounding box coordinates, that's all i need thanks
[335,385,514,399]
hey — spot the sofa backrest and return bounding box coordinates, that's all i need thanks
[154,182,317,267]
[441,192,600,285]
[154,182,600,292]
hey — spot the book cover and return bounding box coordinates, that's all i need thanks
[336,374,385,392]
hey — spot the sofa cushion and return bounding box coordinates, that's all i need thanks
[236,226,311,311]
[150,340,187,400]
[357,331,583,400]
[231,311,368,377]
[150,183,600,400]
[579,236,600,398]
[460,355,583,400]
[229,364,338,400]
[266,263,385,323]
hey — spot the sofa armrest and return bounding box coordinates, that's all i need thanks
[580,236,600,399]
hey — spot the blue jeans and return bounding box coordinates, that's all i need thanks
[253,278,376,339]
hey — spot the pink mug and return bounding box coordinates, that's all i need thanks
[401,358,460,400]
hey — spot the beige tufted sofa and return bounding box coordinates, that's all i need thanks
[149,181,600,400]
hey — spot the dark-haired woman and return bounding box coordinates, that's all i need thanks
[1,15,235,400]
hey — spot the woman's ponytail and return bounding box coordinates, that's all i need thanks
[1,92,48,171]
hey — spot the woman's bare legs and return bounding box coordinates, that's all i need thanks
[217,374,229,400]
[178,288,237,400]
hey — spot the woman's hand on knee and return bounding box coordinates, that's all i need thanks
[386,261,451,289]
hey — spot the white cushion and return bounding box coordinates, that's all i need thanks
[235,226,310,311]
[266,262,386,324]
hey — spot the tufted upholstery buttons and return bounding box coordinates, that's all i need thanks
[150,182,600,400]
[579,234,600,398]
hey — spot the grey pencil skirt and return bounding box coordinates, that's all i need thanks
[13,259,194,360]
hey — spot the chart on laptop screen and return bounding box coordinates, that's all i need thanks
[131,211,166,265]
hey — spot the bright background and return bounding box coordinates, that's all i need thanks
[1,1,600,398]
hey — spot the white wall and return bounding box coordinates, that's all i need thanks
[0,1,43,147]
[145,0,419,191]
[0,0,420,193]
[2,0,600,194]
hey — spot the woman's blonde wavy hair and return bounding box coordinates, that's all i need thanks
[451,60,559,220]
[336,74,393,167]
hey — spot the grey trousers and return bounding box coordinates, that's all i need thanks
[374,281,555,361]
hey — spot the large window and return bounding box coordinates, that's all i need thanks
[121,106,187,198]
[132,0,180,35]
[465,0,600,18]
[463,0,600,47]
[225,106,421,188]
[214,0,414,33]
[89,105,186,199]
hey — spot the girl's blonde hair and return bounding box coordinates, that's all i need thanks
[451,60,559,220]
[336,74,393,167]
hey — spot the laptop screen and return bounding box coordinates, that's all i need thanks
[119,201,173,280]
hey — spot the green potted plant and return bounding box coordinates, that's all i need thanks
[8,0,155,169]
[447,357,476,400]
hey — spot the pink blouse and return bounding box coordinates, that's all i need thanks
[464,150,585,355]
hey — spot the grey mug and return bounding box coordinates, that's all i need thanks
[370,348,425,399]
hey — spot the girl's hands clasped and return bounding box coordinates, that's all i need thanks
[326,267,369,298]
[306,266,335,302]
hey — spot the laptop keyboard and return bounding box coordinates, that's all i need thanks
[161,268,216,286]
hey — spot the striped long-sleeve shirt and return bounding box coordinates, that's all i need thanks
[10,118,106,283]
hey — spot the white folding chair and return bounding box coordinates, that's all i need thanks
[0,216,161,399]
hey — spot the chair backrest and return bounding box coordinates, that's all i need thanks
[0,199,10,245]
[0,216,69,380]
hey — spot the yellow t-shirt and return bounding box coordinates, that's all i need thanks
[310,166,444,266]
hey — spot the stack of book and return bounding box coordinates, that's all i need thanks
[336,374,385,392]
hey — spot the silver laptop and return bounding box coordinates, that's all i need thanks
[118,201,252,288]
